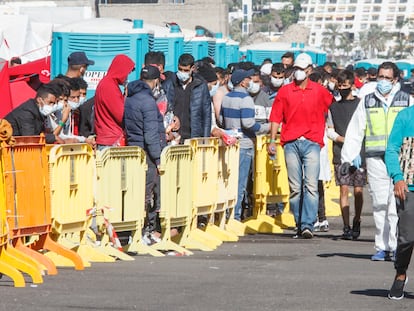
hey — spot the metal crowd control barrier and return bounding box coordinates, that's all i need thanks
[244,135,295,233]
[215,141,242,239]
[2,136,86,282]
[323,142,341,217]
[0,137,25,287]
[183,137,224,250]
[95,146,154,258]
[156,144,194,254]
[47,144,114,265]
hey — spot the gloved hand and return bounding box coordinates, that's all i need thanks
[339,162,351,176]
[352,155,361,169]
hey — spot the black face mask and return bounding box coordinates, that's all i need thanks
[339,88,352,99]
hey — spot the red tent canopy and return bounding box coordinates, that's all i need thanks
[0,56,51,118]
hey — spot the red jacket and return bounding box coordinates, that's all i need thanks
[269,80,333,148]
[94,54,135,146]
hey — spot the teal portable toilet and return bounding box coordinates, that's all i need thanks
[354,58,388,70]
[149,24,184,72]
[243,42,295,65]
[209,32,226,68]
[51,18,153,97]
[396,59,414,78]
[183,28,210,60]
[226,39,240,66]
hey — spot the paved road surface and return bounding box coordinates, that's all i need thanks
[0,214,413,311]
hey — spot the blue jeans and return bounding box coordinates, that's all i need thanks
[234,147,254,221]
[284,139,320,231]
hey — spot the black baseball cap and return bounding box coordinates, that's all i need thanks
[141,65,160,80]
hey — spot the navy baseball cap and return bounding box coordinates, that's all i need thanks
[231,69,254,86]
[68,52,95,66]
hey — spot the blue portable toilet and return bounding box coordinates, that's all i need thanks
[209,32,227,68]
[51,18,153,97]
[396,59,414,78]
[182,28,211,61]
[148,23,184,72]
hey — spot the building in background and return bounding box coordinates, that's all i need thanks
[299,0,414,48]
[98,0,229,36]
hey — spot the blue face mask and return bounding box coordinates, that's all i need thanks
[377,79,393,95]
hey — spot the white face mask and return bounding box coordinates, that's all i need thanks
[209,81,220,97]
[39,103,55,116]
[176,70,190,82]
[152,83,162,99]
[248,81,261,94]
[79,96,86,106]
[227,80,234,91]
[328,81,336,91]
[271,77,284,88]
[55,100,65,111]
[68,100,81,110]
[294,69,307,81]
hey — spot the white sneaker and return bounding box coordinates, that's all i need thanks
[313,221,321,232]
[319,220,329,232]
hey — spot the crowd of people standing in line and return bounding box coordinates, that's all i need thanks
[4,50,414,300]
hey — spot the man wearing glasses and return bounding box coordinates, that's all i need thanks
[341,62,411,261]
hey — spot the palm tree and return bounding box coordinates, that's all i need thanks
[392,18,414,59]
[359,25,391,58]
[338,33,353,63]
[321,24,345,61]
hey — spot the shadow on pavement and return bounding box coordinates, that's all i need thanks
[317,252,372,260]
[350,289,414,299]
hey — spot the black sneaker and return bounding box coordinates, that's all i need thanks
[301,228,313,239]
[352,218,361,240]
[388,276,407,300]
[342,226,352,240]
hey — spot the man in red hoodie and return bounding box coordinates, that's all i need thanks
[94,54,135,148]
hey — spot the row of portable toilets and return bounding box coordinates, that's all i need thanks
[50,18,327,98]
[1,127,304,287]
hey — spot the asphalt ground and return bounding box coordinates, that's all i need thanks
[0,211,413,311]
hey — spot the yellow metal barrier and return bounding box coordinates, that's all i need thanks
[95,146,152,258]
[0,142,25,287]
[324,142,341,217]
[216,141,244,239]
[2,137,85,281]
[47,144,113,265]
[156,144,194,254]
[183,137,224,249]
[244,135,295,233]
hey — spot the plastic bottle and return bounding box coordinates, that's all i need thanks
[269,146,276,161]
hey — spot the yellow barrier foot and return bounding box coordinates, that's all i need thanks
[44,251,90,268]
[226,218,256,236]
[152,240,193,256]
[101,245,135,261]
[41,235,85,270]
[2,245,43,284]
[182,228,221,251]
[76,244,116,263]
[0,250,26,287]
[15,244,58,276]
[181,238,215,252]
[243,215,284,233]
[273,212,296,229]
[132,242,165,257]
[205,224,239,242]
